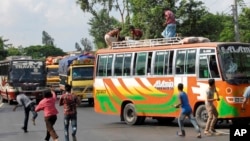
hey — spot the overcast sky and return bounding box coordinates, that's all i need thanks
[0,0,249,52]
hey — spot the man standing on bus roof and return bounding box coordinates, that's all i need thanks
[129,25,143,40]
[161,7,176,38]
[13,93,38,133]
[104,27,122,49]
[174,83,202,138]
[204,79,220,136]
[241,86,250,111]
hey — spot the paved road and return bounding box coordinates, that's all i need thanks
[0,101,230,141]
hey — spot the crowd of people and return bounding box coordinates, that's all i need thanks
[13,84,80,141]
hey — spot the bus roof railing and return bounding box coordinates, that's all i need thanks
[111,36,211,49]
[112,37,183,49]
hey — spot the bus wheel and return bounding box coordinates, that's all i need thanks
[195,104,207,128]
[123,103,144,125]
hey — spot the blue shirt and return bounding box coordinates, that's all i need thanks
[179,92,192,114]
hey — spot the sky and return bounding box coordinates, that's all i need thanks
[0,0,250,52]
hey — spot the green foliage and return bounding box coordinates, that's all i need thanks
[7,47,21,56]
[88,9,120,49]
[239,8,250,42]
[24,45,66,59]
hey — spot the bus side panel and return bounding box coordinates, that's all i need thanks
[189,78,250,119]
[94,77,182,117]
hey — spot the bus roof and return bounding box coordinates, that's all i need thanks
[97,37,249,54]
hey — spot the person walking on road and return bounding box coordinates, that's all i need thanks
[35,89,59,141]
[59,84,81,141]
[242,86,250,111]
[13,93,38,133]
[204,79,220,135]
[161,7,176,38]
[174,83,202,138]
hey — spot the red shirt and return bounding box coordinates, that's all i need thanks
[35,91,58,117]
[131,29,143,38]
[59,92,80,115]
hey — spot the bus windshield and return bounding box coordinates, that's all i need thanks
[72,67,93,80]
[10,60,46,82]
[47,68,59,77]
[219,44,250,83]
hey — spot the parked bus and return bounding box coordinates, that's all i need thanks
[0,56,49,104]
[93,37,250,127]
[46,56,62,95]
[58,53,95,105]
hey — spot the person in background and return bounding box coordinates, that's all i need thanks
[104,27,122,49]
[35,89,59,141]
[59,84,81,141]
[204,79,220,135]
[129,25,143,40]
[242,86,250,111]
[13,93,38,133]
[174,83,202,138]
[161,7,176,38]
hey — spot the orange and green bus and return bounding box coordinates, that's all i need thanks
[93,37,250,127]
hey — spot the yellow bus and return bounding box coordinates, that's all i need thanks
[93,37,250,127]
[59,54,95,105]
[46,56,62,95]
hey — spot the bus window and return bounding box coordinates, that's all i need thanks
[209,55,220,78]
[199,55,209,78]
[154,51,168,75]
[97,55,113,76]
[147,52,152,74]
[114,54,124,76]
[185,49,196,74]
[123,53,132,76]
[175,50,186,74]
[135,52,147,75]
[168,51,174,75]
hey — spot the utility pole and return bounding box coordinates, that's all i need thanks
[232,0,240,42]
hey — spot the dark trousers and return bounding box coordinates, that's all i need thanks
[44,115,58,141]
[23,102,38,130]
[64,114,77,141]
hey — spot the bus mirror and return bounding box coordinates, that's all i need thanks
[67,70,70,75]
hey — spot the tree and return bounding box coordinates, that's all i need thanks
[239,7,250,42]
[88,9,120,49]
[129,0,173,39]
[24,45,66,59]
[80,38,93,51]
[7,47,21,56]
[75,42,82,51]
[0,36,9,60]
[42,31,54,46]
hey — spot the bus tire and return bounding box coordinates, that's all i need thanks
[123,103,144,125]
[195,104,207,128]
